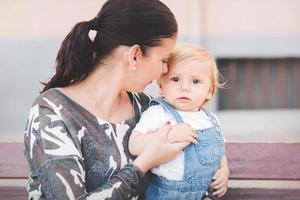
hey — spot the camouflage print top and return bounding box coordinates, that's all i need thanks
[24,88,151,200]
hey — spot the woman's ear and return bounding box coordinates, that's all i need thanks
[128,45,142,71]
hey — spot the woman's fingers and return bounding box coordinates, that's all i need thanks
[188,136,198,144]
[172,141,190,152]
[211,176,227,190]
[159,123,172,139]
[210,170,220,187]
[210,168,229,197]
[186,124,197,141]
[211,179,225,190]
[190,130,198,138]
[213,186,227,197]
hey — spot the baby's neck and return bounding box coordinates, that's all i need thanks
[172,105,202,112]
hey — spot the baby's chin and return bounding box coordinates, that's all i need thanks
[172,103,199,112]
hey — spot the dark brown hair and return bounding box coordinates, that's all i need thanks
[42,0,177,92]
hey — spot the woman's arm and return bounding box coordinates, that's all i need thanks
[129,105,197,157]
[210,154,230,197]
[24,103,146,199]
[129,124,197,156]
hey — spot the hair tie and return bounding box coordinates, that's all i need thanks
[88,17,99,31]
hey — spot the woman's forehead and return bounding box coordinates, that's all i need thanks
[148,37,177,57]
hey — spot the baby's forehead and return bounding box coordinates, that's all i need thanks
[159,59,212,78]
[169,58,211,70]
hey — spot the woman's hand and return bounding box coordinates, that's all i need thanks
[210,155,230,197]
[167,123,198,144]
[133,124,190,172]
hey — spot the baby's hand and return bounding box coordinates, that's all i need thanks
[167,123,198,144]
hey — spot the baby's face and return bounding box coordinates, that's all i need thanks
[158,58,213,111]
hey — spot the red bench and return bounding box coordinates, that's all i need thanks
[1,142,300,199]
[0,143,27,200]
[223,142,300,200]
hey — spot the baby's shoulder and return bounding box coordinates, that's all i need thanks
[144,104,166,115]
[201,109,221,125]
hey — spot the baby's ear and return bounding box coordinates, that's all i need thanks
[206,92,213,101]
[206,84,214,100]
[157,79,162,89]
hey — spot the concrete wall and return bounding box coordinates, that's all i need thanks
[1,0,299,142]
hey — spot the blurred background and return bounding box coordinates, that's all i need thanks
[1,0,299,143]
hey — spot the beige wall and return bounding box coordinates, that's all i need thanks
[0,0,106,38]
[0,0,299,142]
[204,0,300,37]
[1,0,299,38]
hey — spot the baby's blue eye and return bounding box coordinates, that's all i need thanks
[171,77,179,82]
[193,79,200,84]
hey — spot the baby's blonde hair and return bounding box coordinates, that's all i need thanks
[161,44,224,106]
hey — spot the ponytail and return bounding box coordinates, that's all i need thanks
[41,21,94,93]
[42,0,178,93]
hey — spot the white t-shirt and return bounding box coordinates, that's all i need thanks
[133,105,221,181]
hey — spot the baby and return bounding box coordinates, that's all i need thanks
[129,44,225,199]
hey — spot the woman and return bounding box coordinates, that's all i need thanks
[24,0,229,199]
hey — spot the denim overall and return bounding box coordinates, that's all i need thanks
[145,97,225,200]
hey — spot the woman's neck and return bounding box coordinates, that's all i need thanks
[62,64,132,122]
[83,66,126,119]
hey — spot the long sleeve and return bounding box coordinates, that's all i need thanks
[24,96,147,200]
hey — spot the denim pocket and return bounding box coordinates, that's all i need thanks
[196,138,224,167]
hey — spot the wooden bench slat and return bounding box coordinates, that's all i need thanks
[226,142,300,180]
[1,187,300,200]
[0,187,27,200]
[0,143,27,178]
[2,142,300,180]
[223,188,300,200]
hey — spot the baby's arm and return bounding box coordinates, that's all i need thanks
[129,106,165,156]
[129,129,159,156]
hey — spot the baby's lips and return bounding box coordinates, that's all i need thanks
[165,121,171,125]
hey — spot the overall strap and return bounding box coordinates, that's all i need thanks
[149,97,184,123]
[201,108,221,133]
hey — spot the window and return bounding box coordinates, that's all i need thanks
[217,58,300,110]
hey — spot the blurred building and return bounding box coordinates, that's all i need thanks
[0,0,299,143]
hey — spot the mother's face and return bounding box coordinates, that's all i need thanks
[125,36,177,92]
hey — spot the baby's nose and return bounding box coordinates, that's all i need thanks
[180,81,191,91]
